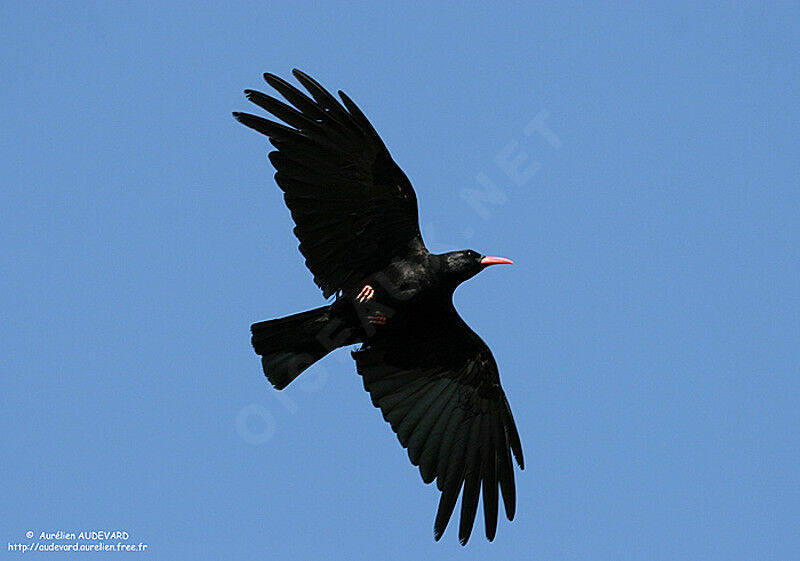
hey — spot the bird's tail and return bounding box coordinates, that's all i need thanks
[251,305,348,390]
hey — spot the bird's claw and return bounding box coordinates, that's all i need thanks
[368,311,387,326]
[357,285,375,303]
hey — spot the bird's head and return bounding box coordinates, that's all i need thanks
[441,249,514,285]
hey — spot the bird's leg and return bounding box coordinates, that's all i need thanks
[368,311,387,325]
[352,293,394,336]
[356,284,375,303]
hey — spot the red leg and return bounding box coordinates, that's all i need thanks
[357,284,375,303]
[368,311,387,325]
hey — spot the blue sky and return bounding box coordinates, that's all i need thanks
[2,2,798,560]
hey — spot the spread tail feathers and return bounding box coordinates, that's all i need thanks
[251,305,347,390]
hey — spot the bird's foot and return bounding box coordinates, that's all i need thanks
[357,284,375,303]
[368,311,387,326]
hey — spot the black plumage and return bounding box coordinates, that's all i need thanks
[235,69,524,544]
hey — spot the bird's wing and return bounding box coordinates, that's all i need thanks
[352,304,524,544]
[234,69,425,298]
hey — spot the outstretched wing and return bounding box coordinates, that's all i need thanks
[234,69,425,298]
[352,305,524,544]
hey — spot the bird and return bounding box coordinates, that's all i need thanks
[233,69,524,545]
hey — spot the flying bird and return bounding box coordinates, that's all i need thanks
[234,69,523,544]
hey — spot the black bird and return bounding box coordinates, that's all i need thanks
[234,69,524,544]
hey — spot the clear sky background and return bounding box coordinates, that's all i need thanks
[2,2,798,560]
